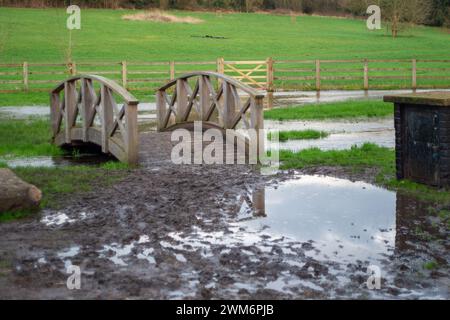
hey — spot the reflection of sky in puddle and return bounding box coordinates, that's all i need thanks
[269,130,394,151]
[241,176,396,264]
[41,211,87,226]
[99,235,153,266]
[272,89,450,107]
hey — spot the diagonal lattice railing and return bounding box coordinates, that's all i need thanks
[156,71,266,156]
[50,75,139,165]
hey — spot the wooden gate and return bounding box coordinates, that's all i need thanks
[218,59,271,91]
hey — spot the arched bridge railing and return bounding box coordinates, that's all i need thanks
[50,75,139,165]
[156,72,266,154]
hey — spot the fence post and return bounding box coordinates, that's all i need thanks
[121,61,127,88]
[412,59,417,92]
[217,57,225,75]
[169,61,175,80]
[23,62,29,91]
[266,57,274,92]
[67,61,76,75]
[315,60,321,92]
[364,59,369,91]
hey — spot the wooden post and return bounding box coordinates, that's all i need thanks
[121,61,127,88]
[315,60,321,92]
[125,102,139,165]
[217,58,225,89]
[412,59,417,92]
[222,82,235,129]
[176,79,187,123]
[169,61,175,80]
[68,61,76,75]
[23,62,29,91]
[251,96,265,163]
[81,78,94,142]
[156,90,166,131]
[364,59,369,91]
[199,75,210,120]
[100,85,114,153]
[217,57,225,75]
[64,81,77,144]
[50,92,60,138]
[266,57,274,92]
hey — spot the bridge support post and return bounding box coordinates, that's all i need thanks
[252,96,265,163]
[64,81,77,144]
[125,102,139,165]
[100,85,114,153]
[156,90,166,131]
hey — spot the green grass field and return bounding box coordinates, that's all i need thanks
[0,8,449,105]
[1,8,449,62]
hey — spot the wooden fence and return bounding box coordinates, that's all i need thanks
[1,58,449,93]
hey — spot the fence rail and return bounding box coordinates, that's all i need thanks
[1,58,449,93]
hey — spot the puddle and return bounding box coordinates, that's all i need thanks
[41,211,87,226]
[99,235,152,267]
[266,118,394,151]
[0,103,156,122]
[158,175,449,299]
[270,89,450,107]
[240,176,396,264]
[3,153,117,168]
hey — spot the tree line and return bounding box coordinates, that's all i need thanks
[1,0,449,27]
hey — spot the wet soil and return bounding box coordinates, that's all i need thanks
[0,132,448,299]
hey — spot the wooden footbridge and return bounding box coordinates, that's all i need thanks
[50,72,265,164]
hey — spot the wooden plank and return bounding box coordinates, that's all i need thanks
[412,59,417,91]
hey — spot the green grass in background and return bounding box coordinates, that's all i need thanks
[264,100,394,120]
[0,8,449,62]
[269,130,329,142]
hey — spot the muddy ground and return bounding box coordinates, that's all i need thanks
[0,132,448,299]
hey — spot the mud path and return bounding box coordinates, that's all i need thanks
[0,133,448,299]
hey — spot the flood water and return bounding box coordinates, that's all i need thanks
[161,175,449,299]
[266,118,395,151]
[2,153,115,168]
[270,89,450,108]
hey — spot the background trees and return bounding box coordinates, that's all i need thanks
[0,0,448,27]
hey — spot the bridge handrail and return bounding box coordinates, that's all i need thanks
[51,74,138,105]
[157,71,265,98]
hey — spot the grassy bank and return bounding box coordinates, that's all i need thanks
[265,100,394,121]
[280,143,450,204]
[0,163,129,223]
[0,117,61,157]
[269,130,328,142]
